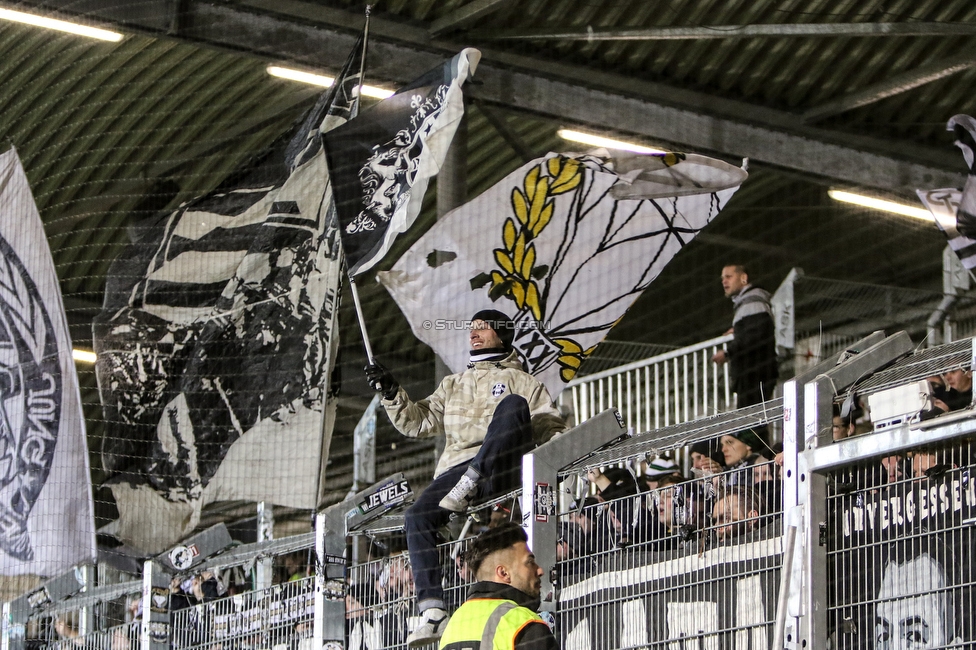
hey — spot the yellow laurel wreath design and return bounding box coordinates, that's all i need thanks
[491,157,595,380]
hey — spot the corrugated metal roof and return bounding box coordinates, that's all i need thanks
[1,0,974,533]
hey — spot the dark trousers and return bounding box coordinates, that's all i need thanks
[405,394,533,609]
[736,378,777,408]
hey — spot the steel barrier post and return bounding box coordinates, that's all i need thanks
[77,564,96,637]
[255,502,275,591]
[313,510,346,650]
[522,408,628,624]
[798,376,833,647]
[139,559,170,650]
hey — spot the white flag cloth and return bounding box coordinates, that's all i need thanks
[0,147,95,577]
[379,151,746,397]
[917,115,976,271]
[917,189,976,269]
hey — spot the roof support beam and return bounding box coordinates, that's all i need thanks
[428,0,511,37]
[476,22,976,41]
[803,49,976,122]
[472,99,536,163]
[46,88,318,234]
[467,67,959,194]
[21,0,964,194]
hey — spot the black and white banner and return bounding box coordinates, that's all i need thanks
[379,151,746,397]
[324,48,479,276]
[0,147,95,576]
[831,468,976,649]
[918,115,976,272]
[917,188,974,269]
[91,44,361,552]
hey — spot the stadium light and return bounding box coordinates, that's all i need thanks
[828,189,933,222]
[72,349,97,363]
[266,66,395,99]
[0,8,122,41]
[557,129,667,155]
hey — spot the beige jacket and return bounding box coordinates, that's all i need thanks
[382,351,566,478]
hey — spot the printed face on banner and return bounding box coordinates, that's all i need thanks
[875,554,953,650]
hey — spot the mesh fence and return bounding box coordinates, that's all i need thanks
[556,461,783,649]
[825,440,976,650]
[169,575,315,650]
[2,0,975,648]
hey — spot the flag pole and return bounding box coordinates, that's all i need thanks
[346,5,376,364]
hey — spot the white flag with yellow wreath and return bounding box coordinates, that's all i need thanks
[379,150,747,397]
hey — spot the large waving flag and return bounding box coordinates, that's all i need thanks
[91,39,365,553]
[949,114,976,236]
[324,48,480,276]
[0,147,95,577]
[917,115,976,271]
[378,151,747,397]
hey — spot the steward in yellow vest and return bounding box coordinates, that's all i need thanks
[438,523,557,650]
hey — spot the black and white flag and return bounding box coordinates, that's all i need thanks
[91,42,365,553]
[916,114,976,271]
[0,147,95,577]
[324,48,480,276]
[379,150,746,397]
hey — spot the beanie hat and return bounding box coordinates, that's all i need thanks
[690,441,712,457]
[645,457,679,478]
[471,309,515,351]
[598,468,639,501]
[733,428,766,454]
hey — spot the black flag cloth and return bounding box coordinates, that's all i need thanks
[917,114,976,271]
[92,37,364,553]
[324,49,479,276]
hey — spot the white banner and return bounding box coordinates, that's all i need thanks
[0,147,95,577]
[379,151,745,397]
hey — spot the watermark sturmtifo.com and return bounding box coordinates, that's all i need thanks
[420,319,552,331]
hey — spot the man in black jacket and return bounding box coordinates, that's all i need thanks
[439,523,557,650]
[711,264,778,407]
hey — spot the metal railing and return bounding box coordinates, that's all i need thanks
[15,334,976,650]
[171,576,315,650]
[556,465,784,649]
[562,335,733,430]
[823,441,976,650]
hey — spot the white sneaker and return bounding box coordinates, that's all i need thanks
[406,608,450,647]
[439,474,479,512]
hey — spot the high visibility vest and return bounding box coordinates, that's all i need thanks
[438,598,544,650]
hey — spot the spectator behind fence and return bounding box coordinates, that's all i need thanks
[922,368,973,421]
[712,487,765,545]
[588,467,640,549]
[751,447,782,514]
[832,403,857,441]
[691,440,725,476]
[443,523,557,650]
[557,496,600,563]
[640,457,681,491]
[720,429,770,487]
[364,310,566,647]
[710,264,778,407]
[910,445,960,480]
[652,474,712,550]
